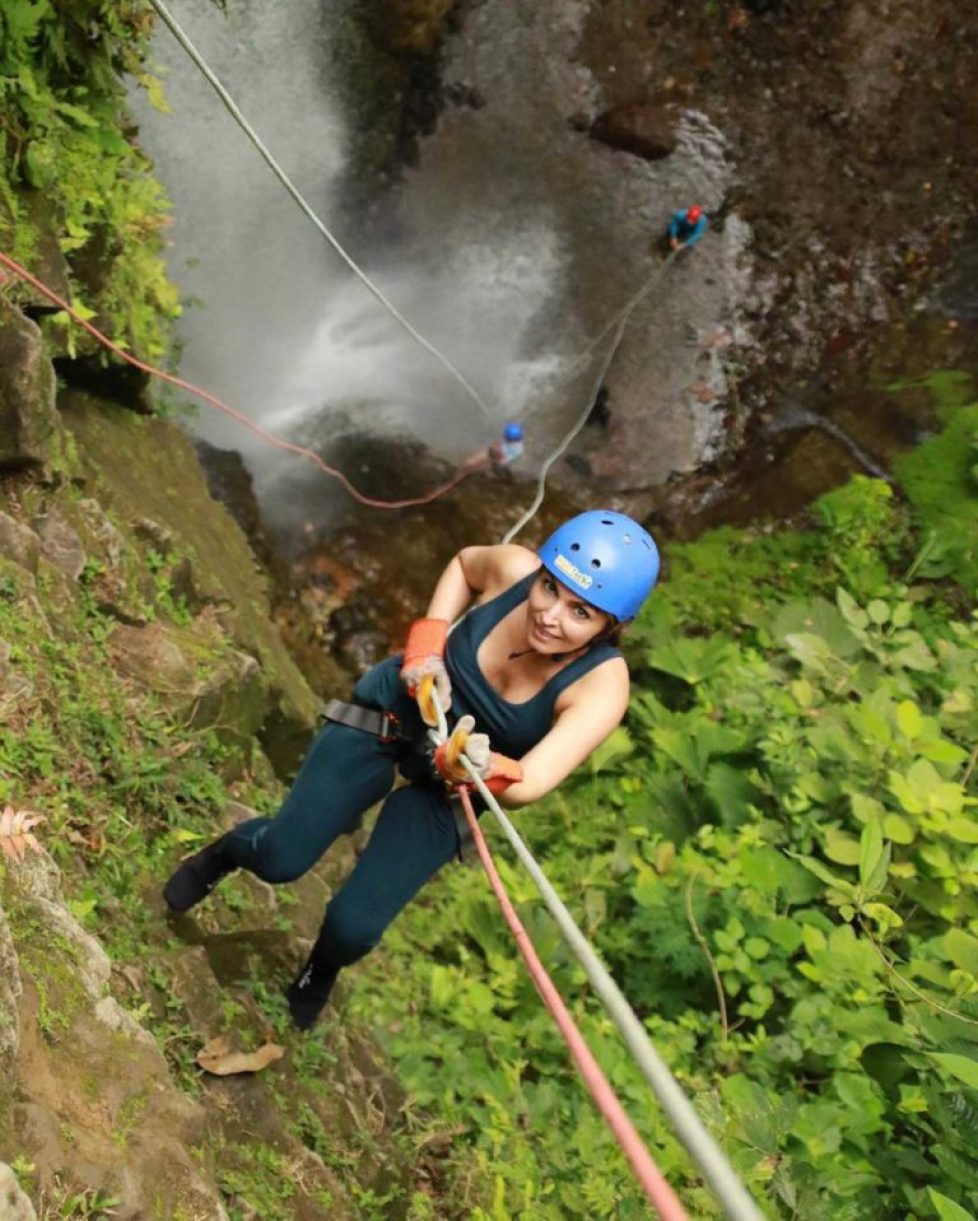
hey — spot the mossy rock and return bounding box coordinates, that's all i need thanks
[58,391,321,775]
[0,301,60,471]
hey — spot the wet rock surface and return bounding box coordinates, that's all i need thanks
[589,102,681,160]
[0,302,60,470]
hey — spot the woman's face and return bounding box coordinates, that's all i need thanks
[525,571,611,655]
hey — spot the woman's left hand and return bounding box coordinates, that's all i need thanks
[434,716,488,784]
[433,717,523,794]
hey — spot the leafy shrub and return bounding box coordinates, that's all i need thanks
[351,473,978,1218]
[0,0,179,362]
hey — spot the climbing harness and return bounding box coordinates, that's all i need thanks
[148,0,494,424]
[424,687,764,1221]
[320,699,409,744]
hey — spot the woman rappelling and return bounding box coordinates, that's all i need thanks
[163,510,660,1030]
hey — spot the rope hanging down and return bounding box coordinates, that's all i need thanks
[148,0,494,423]
[426,691,764,1221]
[503,250,678,545]
[456,784,688,1220]
[0,251,477,511]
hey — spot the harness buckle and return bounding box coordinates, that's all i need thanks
[377,711,401,743]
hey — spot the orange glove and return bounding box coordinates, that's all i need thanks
[400,619,451,715]
[433,716,523,795]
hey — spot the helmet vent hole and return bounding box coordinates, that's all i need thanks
[591,558,602,569]
[570,543,580,552]
[601,518,614,526]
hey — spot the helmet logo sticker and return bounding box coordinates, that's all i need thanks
[554,552,593,589]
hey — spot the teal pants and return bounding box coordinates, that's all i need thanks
[224,659,460,968]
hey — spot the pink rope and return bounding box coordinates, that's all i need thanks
[0,249,480,511]
[457,787,689,1220]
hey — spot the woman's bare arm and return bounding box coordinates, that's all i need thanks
[424,544,538,623]
[499,657,630,807]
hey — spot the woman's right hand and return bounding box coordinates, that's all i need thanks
[400,618,452,712]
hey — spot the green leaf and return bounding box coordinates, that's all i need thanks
[588,726,633,773]
[931,1053,978,1089]
[862,902,902,930]
[171,828,203,844]
[786,851,857,896]
[824,828,861,866]
[859,821,887,893]
[836,587,869,630]
[944,929,978,976]
[896,700,924,739]
[784,632,833,672]
[867,599,890,625]
[851,793,886,824]
[882,812,916,844]
[928,1188,975,1221]
[891,636,937,671]
[774,597,862,657]
[645,636,733,684]
[946,817,978,844]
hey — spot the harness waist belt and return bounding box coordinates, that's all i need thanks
[322,699,406,743]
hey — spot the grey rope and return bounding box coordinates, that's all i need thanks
[148,0,494,422]
[503,252,678,544]
[427,693,763,1221]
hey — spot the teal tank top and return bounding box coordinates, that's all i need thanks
[444,571,622,759]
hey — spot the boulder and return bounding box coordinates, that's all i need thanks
[107,615,268,739]
[2,853,228,1220]
[0,301,59,469]
[0,513,40,574]
[0,1163,36,1221]
[31,507,87,582]
[589,103,680,161]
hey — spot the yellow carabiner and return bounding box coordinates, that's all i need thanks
[417,673,439,728]
[444,723,469,773]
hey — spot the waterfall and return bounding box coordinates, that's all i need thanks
[133,0,740,527]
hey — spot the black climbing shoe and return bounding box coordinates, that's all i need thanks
[287,953,339,1031]
[163,834,235,913]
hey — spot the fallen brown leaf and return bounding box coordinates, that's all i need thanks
[0,805,45,862]
[196,1034,285,1077]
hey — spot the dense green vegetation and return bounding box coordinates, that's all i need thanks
[0,0,178,360]
[4,5,977,1217]
[350,399,978,1219]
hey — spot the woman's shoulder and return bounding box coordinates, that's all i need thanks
[481,543,539,593]
[555,651,630,717]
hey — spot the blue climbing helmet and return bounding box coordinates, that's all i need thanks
[538,510,660,622]
[503,421,524,442]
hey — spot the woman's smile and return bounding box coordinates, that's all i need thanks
[522,571,612,656]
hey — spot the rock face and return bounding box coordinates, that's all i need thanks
[1,855,228,1220]
[590,103,680,160]
[57,388,323,774]
[0,301,59,469]
[0,1163,36,1221]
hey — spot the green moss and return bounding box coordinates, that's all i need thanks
[0,1,180,364]
[895,402,978,591]
[886,369,976,418]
